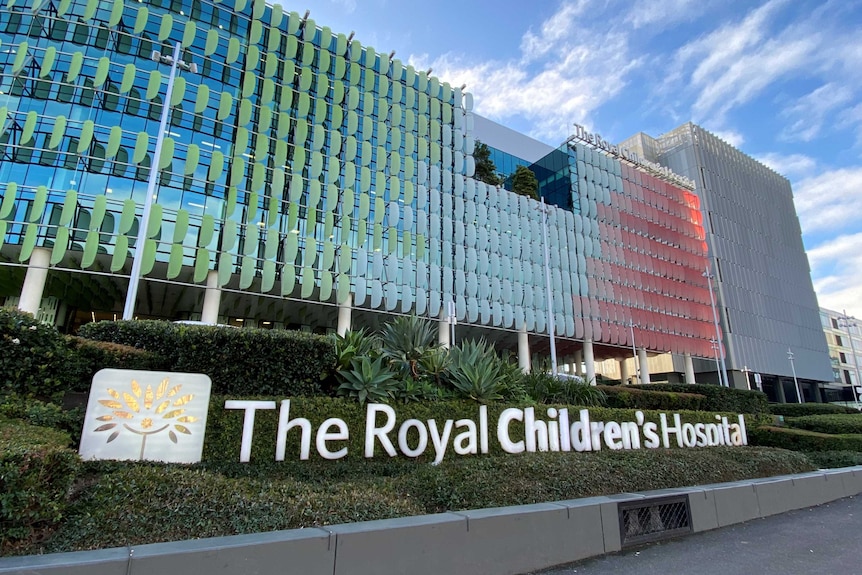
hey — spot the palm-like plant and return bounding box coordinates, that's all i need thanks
[331,328,379,371]
[337,356,398,405]
[378,315,438,379]
[445,339,505,402]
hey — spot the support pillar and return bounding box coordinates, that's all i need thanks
[776,378,787,403]
[518,323,531,374]
[584,339,595,385]
[619,358,630,385]
[684,353,696,384]
[201,271,221,325]
[638,347,651,385]
[18,248,50,316]
[438,308,450,348]
[574,349,584,376]
[337,293,353,336]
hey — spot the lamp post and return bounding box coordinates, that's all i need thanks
[629,319,639,384]
[703,267,729,387]
[837,311,862,405]
[742,365,752,390]
[540,198,558,376]
[123,42,197,320]
[448,300,456,348]
[787,348,804,403]
[710,339,722,385]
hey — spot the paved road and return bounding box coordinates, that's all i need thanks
[528,495,862,575]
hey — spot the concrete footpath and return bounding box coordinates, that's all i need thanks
[531,495,862,575]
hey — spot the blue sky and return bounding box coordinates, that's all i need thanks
[305,0,862,318]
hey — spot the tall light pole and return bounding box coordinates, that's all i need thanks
[629,319,639,384]
[703,267,729,387]
[123,42,197,320]
[448,300,456,348]
[710,339,722,385]
[540,198,558,376]
[787,348,804,403]
[837,311,862,405]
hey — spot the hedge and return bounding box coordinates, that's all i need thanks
[63,337,166,393]
[785,414,862,435]
[0,415,80,547]
[748,425,862,452]
[634,383,769,414]
[803,451,862,468]
[0,397,83,447]
[769,403,860,417]
[0,308,70,398]
[77,321,336,396]
[598,385,706,411]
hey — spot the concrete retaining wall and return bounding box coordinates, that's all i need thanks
[3,467,861,575]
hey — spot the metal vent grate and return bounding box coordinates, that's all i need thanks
[618,495,692,548]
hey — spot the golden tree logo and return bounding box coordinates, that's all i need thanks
[80,369,212,464]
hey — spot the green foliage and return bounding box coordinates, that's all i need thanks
[0,307,71,399]
[525,372,607,406]
[378,315,438,380]
[417,346,451,387]
[445,339,505,402]
[599,385,705,411]
[330,328,379,372]
[803,451,862,468]
[0,415,80,548]
[511,165,539,200]
[785,414,862,435]
[64,336,167,392]
[472,140,503,186]
[77,320,336,396]
[769,403,860,417]
[337,356,399,404]
[748,425,862,452]
[636,383,769,414]
[0,396,83,446]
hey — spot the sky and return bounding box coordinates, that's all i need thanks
[303,0,862,319]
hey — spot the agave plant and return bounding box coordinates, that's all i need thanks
[523,369,606,406]
[337,356,398,405]
[331,328,379,371]
[445,339,504,402]
[378,315,438,380]
[417,346,451,387]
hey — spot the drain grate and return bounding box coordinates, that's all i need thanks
[618,495,692,548]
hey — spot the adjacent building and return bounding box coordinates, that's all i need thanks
[819,307,862,404]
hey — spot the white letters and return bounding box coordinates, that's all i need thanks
[428,419,454,464]
[365,403,397,457]
[497,408,525,453]
[316,418,349,459]
[276,400,312,461]
[225,400,276,462]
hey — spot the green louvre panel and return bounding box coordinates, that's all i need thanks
[264,53,278,78]
[48,116,67,150]
[198,214,214,247]
[287,201,299,231]
[403,181,414,205]
[77,120,95,153]
[347,86,359,110]
[227,38,240,65]
[430,142,440,164]
[324,211,334,237]
[392,58,402,80]
[402,231,411,258]
[297,93,310,118]
[418,94,428,115]
[119,198,135,233]
[146,70,162,100]
[302,18,316,42]
[338,245,351,273]
[322,240,334,270]
[416,234,425,259]
[146,204,162,238]
[244,224,259,256]
[294,121,309,147]
[417,115,427,136]
[342,188,355,212]
[349,61,360,83]
[326,156,340,185]
[261,260,276,293]
[356,220,366,247]
[404,109,415,132]
[417,71,428,92]
[158,13,173,41]
[270,2,283,26]
[193,247,210,282]
[39,46,56,78]
[276,111,290,138]
[21,111,37,145]
[184,144,200,175]
[303,236,317,267]
[300,42,314,67]
[261,78,275,105]
[91,195,107,230]
[234,126,249,155]
[389,176,400,201]
[57,0,72,16]
[208,151,224,181]
[319,271,332,301]
[374,196,385,223]
[392,82,402,103]
[362,92,374,116]
[245,45,260,71]
[182,19,196,47]
[107,126,122,158]
[291,149,306,177]
[342,161,356,189]
[133,131,149,163]
[289,174,303,203]
[58,190,77,226]
[224,187,237,218]
[28,185,47,222]
[194,84,210,113]
[82,0,98,20]
[50,226,69,264]
[298,67,312,92]
[390,104,402,127]
[346,111,358,135]
[134,6,148,33]
[240,255,255,286]
[205,29,219,56]
[417,138,427,160]
[443,103,452,124]
[360,141,372,165]
[285,36,298,60]
[404,132,414,155]
[111,235,128,271]
[239,99,252,125]
[307,179,321,209]
[17,223,39,262]
[245,191,258,223]
[166,244,183,279]
[360,167,371,192]
[283,231,298,262]
[170,77,186,106]
[349,39,361,61]
[429,77,439,97]
[372,223,383,251]
[93,57,110,87]
[120,63,135,93]
[310,152,323,179]
[250,22,263,45]
[158,137,174,170]
[281,264,295,295]
[267,27,281,52]
[274,140,287,168]
[336,273,350,304]
[173,209,189,243]
[317,75,330,102]
[229,157,245,187]
[430,99,440,120]
[265,228,278,258]
[330,131,342,157]
[66,51,83,82]
[405,65,415,86]
[379,75,389,96]
[300,266,314,298]
[311,123,325,150]
[217,252,232,286]
[234,0,248,14]
[334,56,345,79]
[221,218,237,251]
[442,82,452,102]
[332,82,345,106]
[335,33,347,55]
[80,229,99,268]
[362,117,374,140]
[344,137,357,162]
[320,26,332,50]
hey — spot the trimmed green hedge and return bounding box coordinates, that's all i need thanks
[804,451,862,468]
[634,384,769,414]
[77,321,336,396]
[785,414,862,435]
[748,425,862,452]
[598,385,705,411]
[769,403,860,417]
[0,415,80,546]
[64,337,167,393]
[0,308,70,398]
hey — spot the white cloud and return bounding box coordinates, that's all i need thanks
[794,167,862,233]
[755,152,817,179]
[624,0,709,30]
[329,0,357,14]
[779,83,854,142]
[809,233,862,319]
[707,128,745,148]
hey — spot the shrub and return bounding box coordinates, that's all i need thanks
[769,403,860,417]
[0,415,80,548]
[0,396,83,447]
[636,383,769,414]
[525,372,607,406]
[804,451,862,468]
[76,321,336,396]
[785,414,862,435]
[378,315,438,380]
[64,336,167,392]
[0,307,71,399]
[598,386,705,411]
[337,356,399,404]
[748,425,862,452]
[445,339,506,402]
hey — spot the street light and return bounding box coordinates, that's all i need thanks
[540,198,558,376]
[629,319,639,384]
[710,339,722,385]
[837,311,862,405]
[123,41,197,320]
[787,348,804,403]
[703,267,729,387]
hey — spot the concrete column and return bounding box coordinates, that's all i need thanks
[584,339,595,385]
[438,308,450,348]
[18,247,51,316]
[776,378,787,403]
[518,323,531,374]
[619,358,630,385]
[638,347,651,385]
[684,353,696,384]
[574,349,584,376]
[201,270,221,325]
[337,293,353,336]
